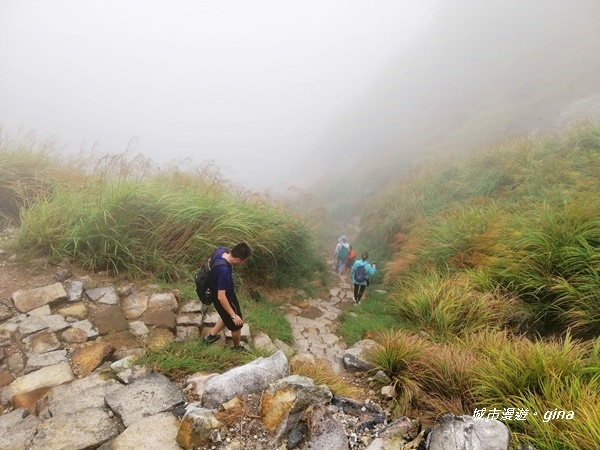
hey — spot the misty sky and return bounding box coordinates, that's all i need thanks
[0,1,438,190]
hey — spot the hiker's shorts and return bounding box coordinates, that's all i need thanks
[213,292,243,331]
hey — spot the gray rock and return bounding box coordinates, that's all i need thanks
[426,414,510,450]
[306,403,350,450]
[116,365,153,384]
[176,326,200,341]
[147,292,178,312]
[70,319,99,338]
[113,412,181,449]
[177,404,222,449]
[56,302,88,320]
[26,305,52,316]
[39,314,70,332]
[60,327,88,344]
[121,291,149,319]
[176,313,204,326]
[1,362,75,404]
[24,350,68,374]
[53,267,72,282]
[0,408,42,450]
[342,339,378,372]
[86,286,120,305]
[17,316,49,337]
[38,372,122,419]
[105,372,186,427]
[30,406,119,449]
[64,280,84,302]
[253,332,278,353]
[12,283,68,313]
[23,330,61,354]
[178,300,204,313]
[129,320,150,336]
[202,350,289,409]
[261,375,332,442]
[0,300,14,321]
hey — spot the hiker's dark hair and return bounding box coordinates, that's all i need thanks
[231,242,253,260]
[361,252,369,260]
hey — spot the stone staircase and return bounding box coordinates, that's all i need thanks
[285,271,354,373]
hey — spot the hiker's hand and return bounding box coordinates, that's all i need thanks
[232,315,243,326]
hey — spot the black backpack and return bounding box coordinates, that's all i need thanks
[354,264,368,283]
[195,250,228,305]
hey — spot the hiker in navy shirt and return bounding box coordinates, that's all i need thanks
[203,242,252,350]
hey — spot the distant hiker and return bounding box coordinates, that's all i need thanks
[202,242,253,350]
[351,252,376,304]
[345,246,357,274]
[333,235,351,275]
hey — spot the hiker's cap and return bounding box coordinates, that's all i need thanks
[340,235,347,243]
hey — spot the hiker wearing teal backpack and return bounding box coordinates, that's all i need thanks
[333,235,351,275]
[351,252,376,304]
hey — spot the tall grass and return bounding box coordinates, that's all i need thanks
[135,339,265,378]
[388,271,518,342]
[9,152,322,287]
[366,328,600,446]
[338,290,400,345]
[491,197,600,336]
[0,135,59,227]
[510,375,600,450]
[353,123,600,446]
[361,123,600,336]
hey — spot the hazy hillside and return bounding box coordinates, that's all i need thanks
[308,0,600,216]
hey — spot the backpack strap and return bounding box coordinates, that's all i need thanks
[208,248,228,272]
[209,258,227,271]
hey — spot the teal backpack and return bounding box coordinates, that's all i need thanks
[338,245,349,259]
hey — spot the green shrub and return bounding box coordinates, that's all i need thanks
[388,271,518,342]
[338,290,399,345]
[13,153,321,289]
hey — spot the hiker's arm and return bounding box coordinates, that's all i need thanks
[217,290,243,325]
[369,264,377,276]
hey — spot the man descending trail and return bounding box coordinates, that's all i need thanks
[202,243,253,350]
[351,252,376,304]
[333,235,351,275]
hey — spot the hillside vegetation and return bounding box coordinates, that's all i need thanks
[341,122,600,448]
[3,123,600,448]
[0,143,324,290]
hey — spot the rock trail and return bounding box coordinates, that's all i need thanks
[0,242,512,450]
[0,251,386,449]
[285,270,355,373]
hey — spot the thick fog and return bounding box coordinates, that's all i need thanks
[2,1,599,192]
[0,0,437,190]
[308,0,600,186]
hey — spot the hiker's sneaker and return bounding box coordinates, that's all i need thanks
[232,345,248,352]
[203,334,220,345]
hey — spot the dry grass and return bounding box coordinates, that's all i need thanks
[290,358,365,401]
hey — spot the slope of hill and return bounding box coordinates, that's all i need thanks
[307,0,600,218]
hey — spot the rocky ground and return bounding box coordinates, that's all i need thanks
[0,227,412,450]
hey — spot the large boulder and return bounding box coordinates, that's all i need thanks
[260,374,332,442]
[202,350,289,409]
[426,414,510,450]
